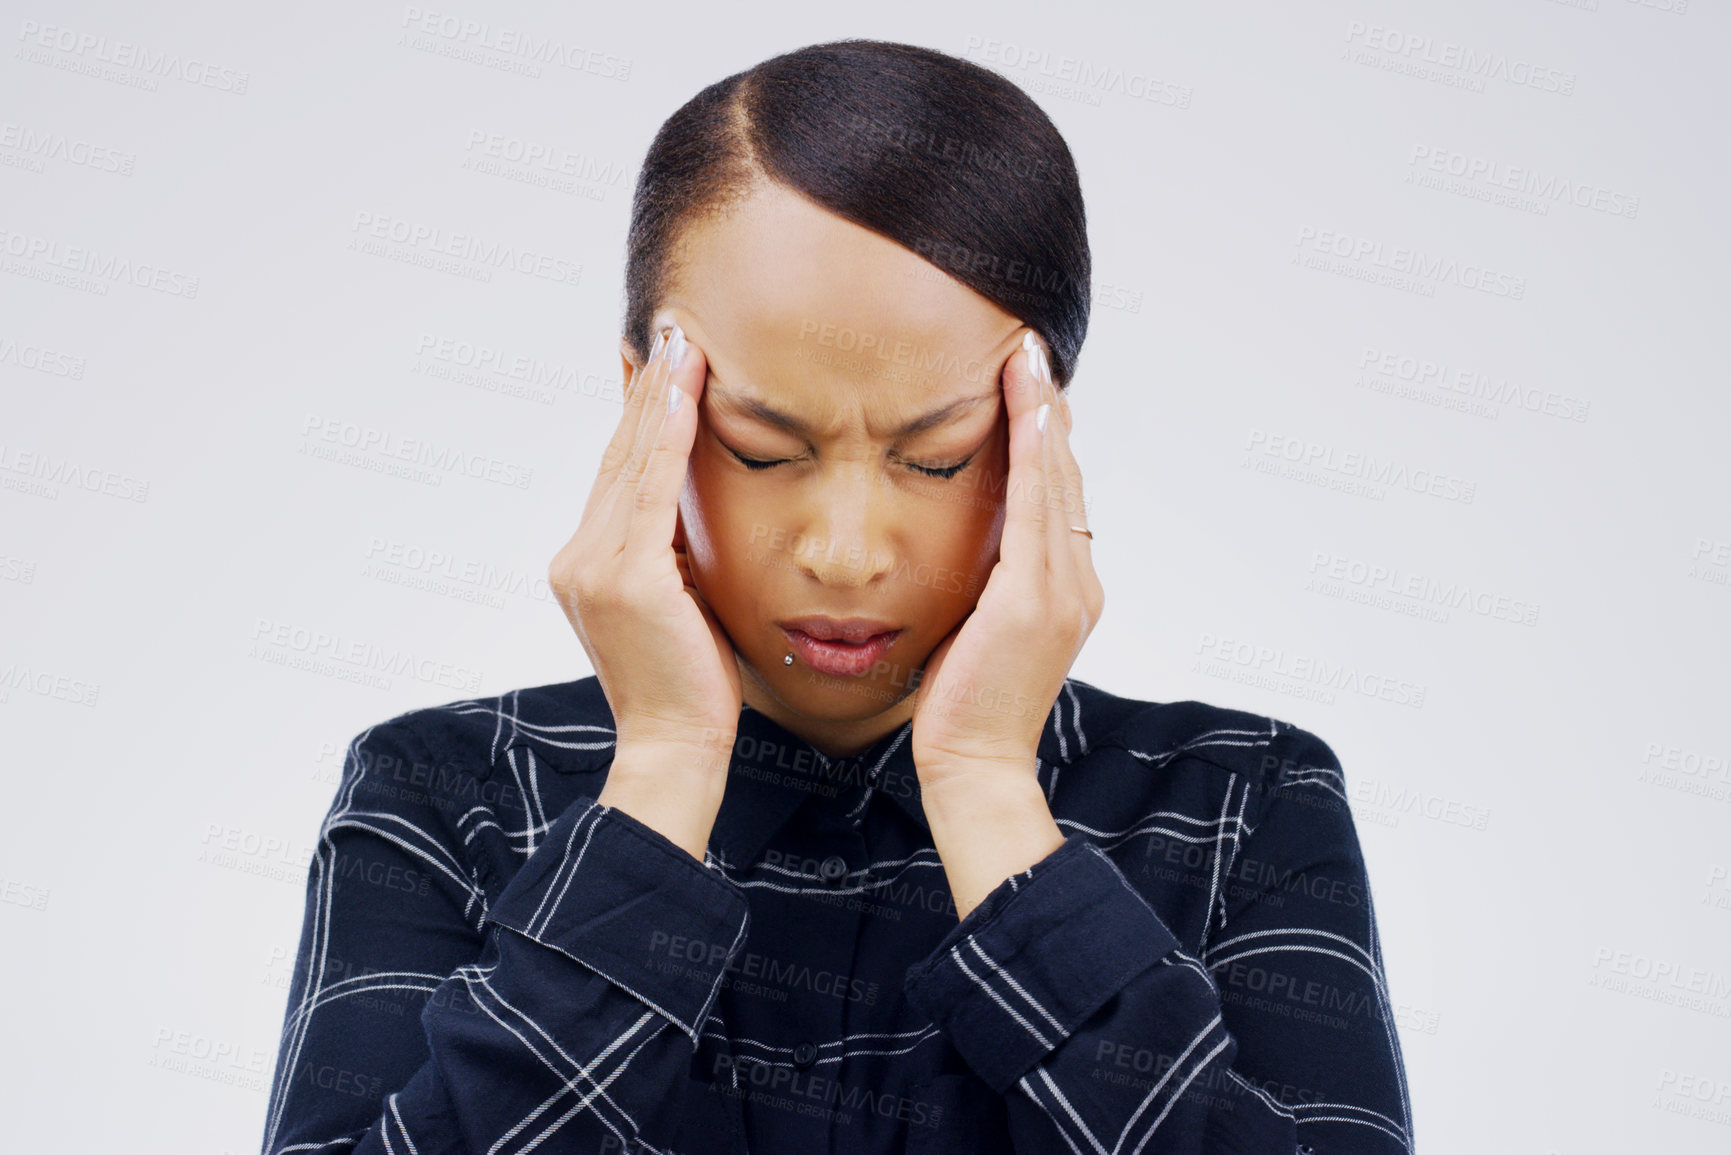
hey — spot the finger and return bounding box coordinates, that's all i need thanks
[996,330,1053,588]
[582,326,669,530]
[620,326,681,491]
[1030,337,1074,578]
[1031,338,1090,563]
[1003,329,1047,426]
[627,332,709,561]
[601,322,691,554]
[1030,341,1102,631]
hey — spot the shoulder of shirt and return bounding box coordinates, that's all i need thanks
[352,675,616,782]
[348,675,1345,803]
[1065,676,1346,801]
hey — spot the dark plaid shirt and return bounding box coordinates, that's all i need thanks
[260,675,1413,1154]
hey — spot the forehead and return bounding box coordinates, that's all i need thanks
[666,181,1022,422]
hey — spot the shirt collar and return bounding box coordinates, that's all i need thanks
[707,697,1077,871]
[511,677,1093,870]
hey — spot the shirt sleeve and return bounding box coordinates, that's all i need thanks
[902,726,1414,1154]
[259,718,752,1155]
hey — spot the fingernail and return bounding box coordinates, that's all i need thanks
[1036,402,1050,434]
[1023,331,1054,388]
[667,322,689,369]
[667,384,683,415]
[648,327,669,365]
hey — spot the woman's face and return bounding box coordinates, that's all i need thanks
[622,181,1030,751]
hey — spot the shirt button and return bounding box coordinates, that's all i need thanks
[792,1041,819,1069]
[818,855,847,883]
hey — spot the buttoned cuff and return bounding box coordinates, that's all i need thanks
[903,836,1180,1094]
[485,798,750,1043]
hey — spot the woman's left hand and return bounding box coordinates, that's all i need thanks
[909,330,1105,793]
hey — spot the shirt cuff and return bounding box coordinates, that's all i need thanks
[903,836,1180,1093]
[484,797,750,1043]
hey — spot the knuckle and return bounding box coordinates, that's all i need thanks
[631,481,661,516]
[547,545,578,587]
[574,577,625,619]
[563,565,599,604]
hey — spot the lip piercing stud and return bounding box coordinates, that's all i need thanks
[784,653,795,665]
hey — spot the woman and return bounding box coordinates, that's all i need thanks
[262,39,1413,1155]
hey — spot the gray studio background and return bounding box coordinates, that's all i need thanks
[2,1,1727,1151]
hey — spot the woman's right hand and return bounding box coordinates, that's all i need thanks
[548,323,740,855]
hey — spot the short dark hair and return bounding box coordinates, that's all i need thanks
[622,38,1091,388]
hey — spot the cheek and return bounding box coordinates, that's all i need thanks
[954,487,1007,578]
[680,448,758,580]
[941,439,1010,568]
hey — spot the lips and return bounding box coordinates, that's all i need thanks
[777,616,903,679]
[777,615,902,643]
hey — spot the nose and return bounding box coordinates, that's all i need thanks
[788,459,897,589]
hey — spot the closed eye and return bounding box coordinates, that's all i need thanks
[725,446,975,480]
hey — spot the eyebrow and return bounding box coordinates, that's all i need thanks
[706,377,999,440]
